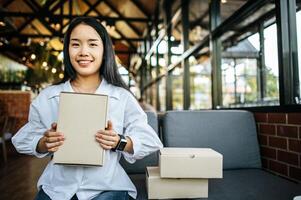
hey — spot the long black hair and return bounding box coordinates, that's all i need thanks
[60,17,129,91]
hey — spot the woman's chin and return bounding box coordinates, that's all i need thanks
[77,70,99,78]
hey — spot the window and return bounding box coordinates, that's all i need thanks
[159,76,166,111]
[189,55,212,109]
[222,36,259,107]
[263,24,279,104]
[297,9,301,99]
[172,66,183,110]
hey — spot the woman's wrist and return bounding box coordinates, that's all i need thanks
[36,137,48,154]
[124,136,133,154]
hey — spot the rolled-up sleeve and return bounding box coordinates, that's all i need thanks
[122,94,163,163]
[12,100,49,158]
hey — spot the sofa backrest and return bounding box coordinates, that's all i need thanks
[162,110,262,169]
[120,111,159,174]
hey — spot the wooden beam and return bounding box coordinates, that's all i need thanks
[17,0,56,32]
[130,0,150,17]
[3,0,15,8]
[104,0,142,36]
[0,32,144,42]
[0,11,153,22]
[81,0,136,49]
[24,0,58,35]
[83,0,104,16]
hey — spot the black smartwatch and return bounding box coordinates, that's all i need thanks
[112,134,127,151]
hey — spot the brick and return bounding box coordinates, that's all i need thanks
[262,158,268,169]
[259,124,276,135]
[289,166,301,181]
[269,136,287,149]
[277,150,299,166]
[268,113,286,123]
[0,92,31,136]
[277,125,298,138]
[261,147,276,159]
[254,113,267,123]
[289,139,301,153]
[258,135,268,146]
[288,113,301,125]
[269,160,288,176]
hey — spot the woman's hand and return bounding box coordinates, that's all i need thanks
[95,120,120,150]
[36,123,65,153]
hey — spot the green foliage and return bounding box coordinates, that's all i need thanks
[25,43,63,87]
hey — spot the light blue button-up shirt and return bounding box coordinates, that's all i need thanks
[12,78,163,200]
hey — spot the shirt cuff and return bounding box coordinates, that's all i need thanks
[121,135,142,164]
[32,135,50,158]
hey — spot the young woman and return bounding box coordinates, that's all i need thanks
[12,17,163,200]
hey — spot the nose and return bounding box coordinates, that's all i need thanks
[79,44,89,56]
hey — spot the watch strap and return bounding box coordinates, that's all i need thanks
[112,134,127,151]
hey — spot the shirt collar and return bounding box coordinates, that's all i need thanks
[47,78,120,100]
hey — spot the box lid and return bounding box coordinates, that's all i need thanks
[160,148,222,158]
[146,166,160,178]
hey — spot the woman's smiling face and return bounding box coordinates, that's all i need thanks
[69,23,104,78]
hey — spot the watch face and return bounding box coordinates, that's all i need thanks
[117,138,127,151]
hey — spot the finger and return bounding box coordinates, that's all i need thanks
[46,136,64,143]
[107,120,113,130]
[44,131,63,138]
[99,143,112,150]
[95,137,115,146]
[98,130,116,136]
[51,123,57,131]
[48,147,59,153]
[97,134,117,142]
[45,141,63,149]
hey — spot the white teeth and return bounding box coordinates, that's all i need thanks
[78,60,91,64]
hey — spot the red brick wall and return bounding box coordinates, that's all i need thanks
[254,112,301,182]
[0,91,31,133]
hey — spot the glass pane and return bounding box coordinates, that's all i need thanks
[297,9,301,99]
[172,66,183,110]
[222,58,257,107]
[159,76,166,111]
[189,55,212,109]
[264,24,279,104]
[222,58,236,106]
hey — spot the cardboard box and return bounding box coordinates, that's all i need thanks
[53,92,108,166]
[146,167,208,199]
[159,148,223,178]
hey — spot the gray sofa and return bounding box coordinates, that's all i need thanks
[122,110,301,200]
[120,111,159,174]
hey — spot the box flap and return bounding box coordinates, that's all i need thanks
[160,147,222,158]
[146,166,160,178]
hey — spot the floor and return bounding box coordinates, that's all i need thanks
[0,144,49,200]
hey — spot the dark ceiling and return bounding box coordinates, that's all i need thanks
[0,0,157,68]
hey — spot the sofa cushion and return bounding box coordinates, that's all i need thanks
[120,111,159,174]
[129,169,301,200]
[162,110,261,169]
[209,169,301,200]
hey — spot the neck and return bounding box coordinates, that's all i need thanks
[71,75,102,93]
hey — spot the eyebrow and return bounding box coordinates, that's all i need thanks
[70,38,100,42]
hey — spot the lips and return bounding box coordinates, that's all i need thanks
[77,60,93,67]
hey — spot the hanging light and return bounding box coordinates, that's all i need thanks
[0,21,6,27]
[59,73,64,79]
[30,54,36,60]
[42,61,47,67]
